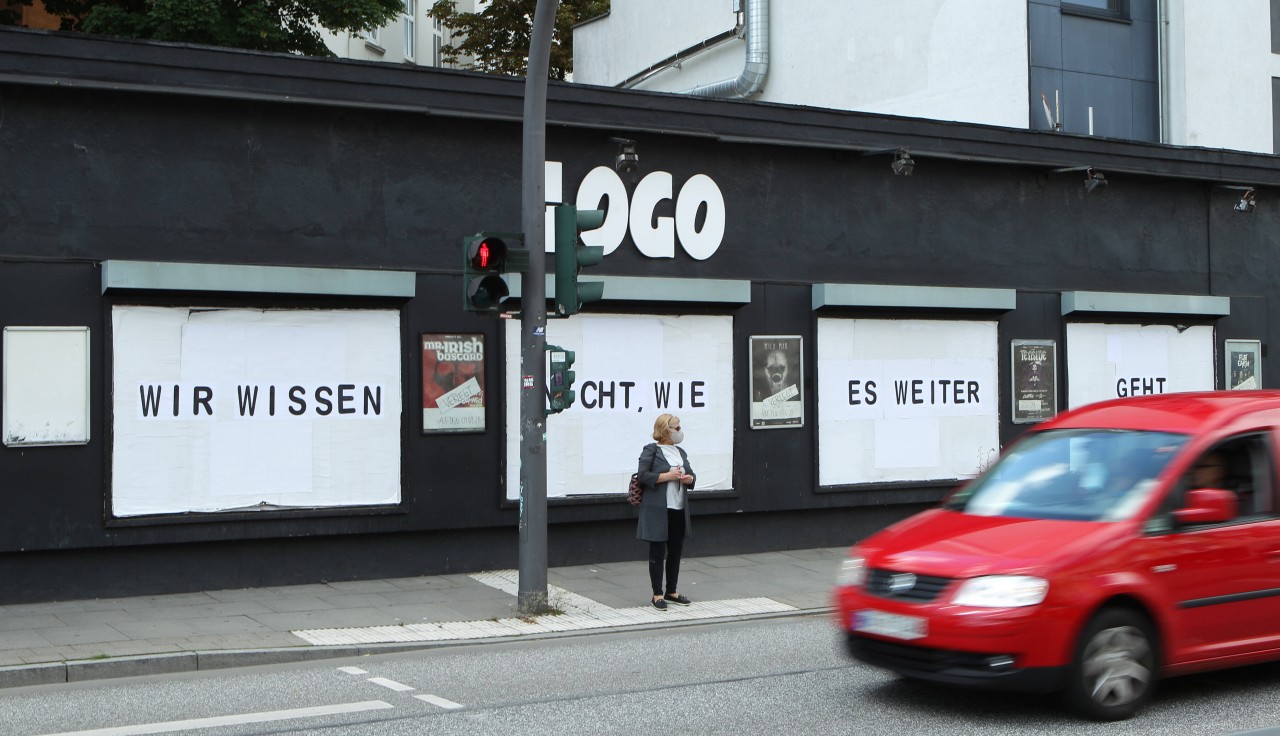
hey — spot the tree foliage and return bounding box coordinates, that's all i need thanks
[428,0,608,79]
[9,0,405,56]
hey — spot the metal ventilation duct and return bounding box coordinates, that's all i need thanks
[685,0,769,99]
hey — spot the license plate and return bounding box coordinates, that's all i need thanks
[853,609,927,640]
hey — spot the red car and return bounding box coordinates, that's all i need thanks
[833,391,1280,720]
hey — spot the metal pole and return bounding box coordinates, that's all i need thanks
[518,0,559,615]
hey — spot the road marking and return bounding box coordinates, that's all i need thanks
[367,677,415,692]
[36,700,394,736]
[415,694,464,710]
[337,666,368,675]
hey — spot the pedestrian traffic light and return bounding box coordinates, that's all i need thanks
[546,345,577,415]
[462,233,527,315]
[553,205,605,317]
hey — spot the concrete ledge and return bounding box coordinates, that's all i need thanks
[67,653,197,682]
[101,260,417,298]
[0,662,66,688]
[1061,290,1230,316]
[812,283,1016,311]
[195,646,362,671]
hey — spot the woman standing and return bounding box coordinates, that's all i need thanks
[636,413,696,610]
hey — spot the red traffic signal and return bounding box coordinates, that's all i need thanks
[462,233,527,315]
[468,236,507,271]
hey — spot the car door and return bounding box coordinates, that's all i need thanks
[1139,433,1280,664]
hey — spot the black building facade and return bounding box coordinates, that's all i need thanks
[0,28,1276,603]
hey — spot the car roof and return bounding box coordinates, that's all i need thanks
[1036,391,1280,435]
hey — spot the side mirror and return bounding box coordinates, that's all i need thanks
[1173,488,1237,525]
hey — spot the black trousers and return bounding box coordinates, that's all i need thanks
[649,508,686,597]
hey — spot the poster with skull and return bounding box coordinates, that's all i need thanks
[750,335,803,429]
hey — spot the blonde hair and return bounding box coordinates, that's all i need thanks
[652,413,679,443]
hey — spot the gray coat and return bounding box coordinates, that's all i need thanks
[635,442,695,542]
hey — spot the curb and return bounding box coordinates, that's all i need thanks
[0,607,830,690]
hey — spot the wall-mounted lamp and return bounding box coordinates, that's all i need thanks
[1234,188,1257,213]
[1084,167,1107,194]
[861,147,915,176]
[890,149,915,177]
[611,137,639,181]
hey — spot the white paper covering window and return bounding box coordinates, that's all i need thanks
[110,306,402,517]
[1066,323,1214,409]
[504,314,734,499]
[817,318,1000,486]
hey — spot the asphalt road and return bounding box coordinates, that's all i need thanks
[5,613,1280,735]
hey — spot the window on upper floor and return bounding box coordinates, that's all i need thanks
[1062,0,1130,21]
[403,0,416,61]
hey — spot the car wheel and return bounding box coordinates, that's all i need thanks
[1063,607,1157,721]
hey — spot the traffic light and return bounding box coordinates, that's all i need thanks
[553,204,605,317]
[462,233,527,314]
[546,345,577,415]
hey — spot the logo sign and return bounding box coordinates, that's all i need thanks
[545,162,726,260]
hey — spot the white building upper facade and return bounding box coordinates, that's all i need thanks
[321,0,482,69]
[573,0,1280,155]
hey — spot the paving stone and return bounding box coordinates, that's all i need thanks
[323,580,404,594]
[109,620,199,639]
[382,577,465,592]
[697,555,755,568]
[317,593,394,609]
[259,596,337,613]
[248,608,403,631]
[39,626,131,647]
[0,615,71,632]
[53,610,141,627]
[0,631,53,652]
[180,617,277,636]
[127,602,275,621]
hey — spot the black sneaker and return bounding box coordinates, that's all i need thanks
[651,597,668,610]
[663,593,691,606]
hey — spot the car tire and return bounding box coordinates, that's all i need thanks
[1062,607,1157,721]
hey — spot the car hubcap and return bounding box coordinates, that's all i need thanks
[1082,625,1152,707]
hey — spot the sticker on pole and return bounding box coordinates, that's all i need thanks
[522,375,536,389]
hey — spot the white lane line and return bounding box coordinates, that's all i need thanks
[338,666,368,675]
[415,694,465,710]
[367,676,415,692]
[36,700,394,736]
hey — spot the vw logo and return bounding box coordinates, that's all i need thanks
[887,573,917,594]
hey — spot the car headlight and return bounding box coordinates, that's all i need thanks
[836,554,866,587]
[951,575,1048,608]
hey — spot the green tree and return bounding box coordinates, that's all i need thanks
[15,0,404,56]
[428,0,608,79]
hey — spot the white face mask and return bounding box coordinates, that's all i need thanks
[670,430,685,444]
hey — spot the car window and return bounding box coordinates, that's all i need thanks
[947,429,1187,522]
[1146,432,1274,534]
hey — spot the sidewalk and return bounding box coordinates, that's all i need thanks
[0,547,845,689]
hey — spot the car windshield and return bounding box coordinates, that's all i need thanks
[944,428,1188,521]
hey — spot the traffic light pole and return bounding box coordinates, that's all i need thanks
[517,0,559,615]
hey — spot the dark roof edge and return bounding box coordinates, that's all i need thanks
[2,26,1275,187]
